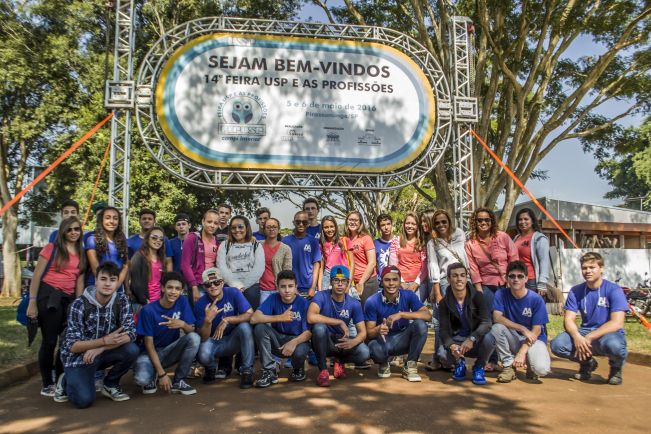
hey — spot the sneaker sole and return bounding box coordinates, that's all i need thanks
[497,377,516,383]
[41,390,55,397]
[377,372,391,378]
[142,388,157,395]
[172,389,197,396]
[452,376,466,381]
[403,374,422,382]
[254,382,274,388]
[472,380,487,385]
[290,376,307,382]
[53,396,68,403]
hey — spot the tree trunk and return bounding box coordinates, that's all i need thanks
[1,209,21,298]
[497,180,520,231]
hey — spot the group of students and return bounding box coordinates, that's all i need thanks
[25,198,629,409]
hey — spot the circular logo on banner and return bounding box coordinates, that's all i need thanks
[216,93,268,138]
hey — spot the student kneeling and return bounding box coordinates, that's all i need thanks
[438,263,495,385]
[133,272,200,395]
[491,261,551,383]
[194,267,255,389]
[57,262,139,408]
[308,265,370,387]
[365,266,430,382]
[251,270,312,388]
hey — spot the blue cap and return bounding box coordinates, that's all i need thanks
[330,265,350,280]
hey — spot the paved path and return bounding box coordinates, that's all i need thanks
[1,348,649,433]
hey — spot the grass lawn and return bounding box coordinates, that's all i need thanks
[0,297,40,370]
[546,314,651,354]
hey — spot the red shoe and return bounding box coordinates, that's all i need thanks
[316,369,330,387]
[333,359,347,379]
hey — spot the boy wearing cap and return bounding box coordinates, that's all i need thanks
[492,261,551,383]
[169,213,191,273]
[551,252,628,385]
[194,267,255,388]
[133,272,199,396]
[308,265,370,387]
[251,270,312,387]
[438,262,495,385]
[364,265,430,382]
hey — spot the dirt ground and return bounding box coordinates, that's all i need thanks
[0,337,649,434]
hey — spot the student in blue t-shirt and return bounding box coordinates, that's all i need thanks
[492,261,551,383]
[282,211,322,297]
[127,209,173,269]
[252,207,270,241]
[194,267,254,389]
[374,214,395,285]
[48,199,80,244]
[133,272,200,396]
[364,266,430,382]
[251,270,312,388]
[308,265,370,387]
[169,213,190,273]
[303,197,321,239]
[551,252,628,385]
[85,207,128,288]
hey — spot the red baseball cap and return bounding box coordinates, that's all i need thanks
[380,265,401,280]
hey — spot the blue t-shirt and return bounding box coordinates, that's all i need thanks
[364,289,424,335]
[564,279,628,331]
[259,292,309,336]
[193,287,251,337]
[85,234,125,286]
[307,224,321,239]
[136,296,195,349]
[49,230,58,243]
[282,234,322,292]
[493,288,549,343]
[253,231,266,241]
[374,237,392,284]
[169,237,184,273]
[311,290,364,336]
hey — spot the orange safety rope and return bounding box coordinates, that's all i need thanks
[469,128,579,249]
[81,139,112,228]
[470,127,651,331]
[0,113,114,218]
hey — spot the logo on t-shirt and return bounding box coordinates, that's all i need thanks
[171,311,181,320]
[339,309,350,319]
[521,307,532,317]
[303,244,312,253]
[292,311,302,321]
[597,297,609,308]
[223,302,234,313]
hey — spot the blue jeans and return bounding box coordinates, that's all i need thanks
[197,323,254,372]
[431,279,448,363]
[133,333,200,386]
[551,328,628,369]
[322,268,331,291]
[311,323,370,370]
[368,319,428,364]
[243,283,261,310]
[437,333,496,369]
[64,342,139,409]
[254,323,310,371]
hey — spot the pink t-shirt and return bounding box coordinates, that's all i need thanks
[465,231,519,286]
[148,258,162,302]
[260,242,280,291]
[389,237,426,282]
[514,233,536,280]
[344,234,376,282]
[322,240,348,271]
[203,236,218,270]
[39,243,81,295]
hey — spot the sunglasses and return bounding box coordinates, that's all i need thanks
[66,227,82,233]
[476,218,492,223]
[294,220,308,226]
[204,279,224,287]
[150,235,164,241]
[230,224,245,230]
[434,220,449,226]
[507,274,526,280]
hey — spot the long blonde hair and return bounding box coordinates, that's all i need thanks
[400,212,424,252]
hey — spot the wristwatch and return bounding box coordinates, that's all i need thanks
[469,335,477,343]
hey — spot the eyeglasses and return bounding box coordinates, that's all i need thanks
[332,278,349,285]
[230,224,245,230]
[150,235,164,241]
[204,279,224,287]
[66,227,82,233]
[294,220,308,226]
[434,220,449,226]
[265,226,279,230]
[507,274,526,280]
[476,218,491,223]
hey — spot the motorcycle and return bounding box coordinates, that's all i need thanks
[625,272,651,317]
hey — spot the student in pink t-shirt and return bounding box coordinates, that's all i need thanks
[513,208,551,296]
[318,215,354,291]
[26,216,86,397]
[342,211,377,307]
[129,227,169,312]
[259,217,292,305]
[388,212,428,302]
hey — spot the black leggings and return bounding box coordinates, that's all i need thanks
[37,283,73,387]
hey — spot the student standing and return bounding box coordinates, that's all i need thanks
[318,215,353,291]
[513,208,551,295]
[303,197,321,238]
[374,214,396,285]
[282,211,321,298]
[217,215,265,310]
[181,209,219,303]
[259,217,292,305]
[343,211,377,306]
[215,203,233,244]
[28,216,86,397]
[48,199,80,243]
[129,227,168,311]
[85,207,129,289]
[169,213,191,273]
[253,207,271,241]
[388,212,428,302]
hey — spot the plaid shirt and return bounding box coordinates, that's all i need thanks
[60,289,135,368]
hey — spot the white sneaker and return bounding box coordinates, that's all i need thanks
[53,374,68,403]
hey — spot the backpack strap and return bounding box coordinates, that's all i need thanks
[40,244,57,283]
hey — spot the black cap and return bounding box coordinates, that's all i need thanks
[174,213,190,224]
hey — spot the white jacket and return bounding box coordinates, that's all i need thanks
[427,228,469,284]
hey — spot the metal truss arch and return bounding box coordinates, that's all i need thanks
[134,17,453,191]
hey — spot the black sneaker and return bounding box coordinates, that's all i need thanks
[290,367,306,382]
[574,358,598,381]
[102,384,131,402]
[203,368,217,384]
[255,369,278,388]
[608,367,623,385]
[171,379,197,395]
[240,370,254,389]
